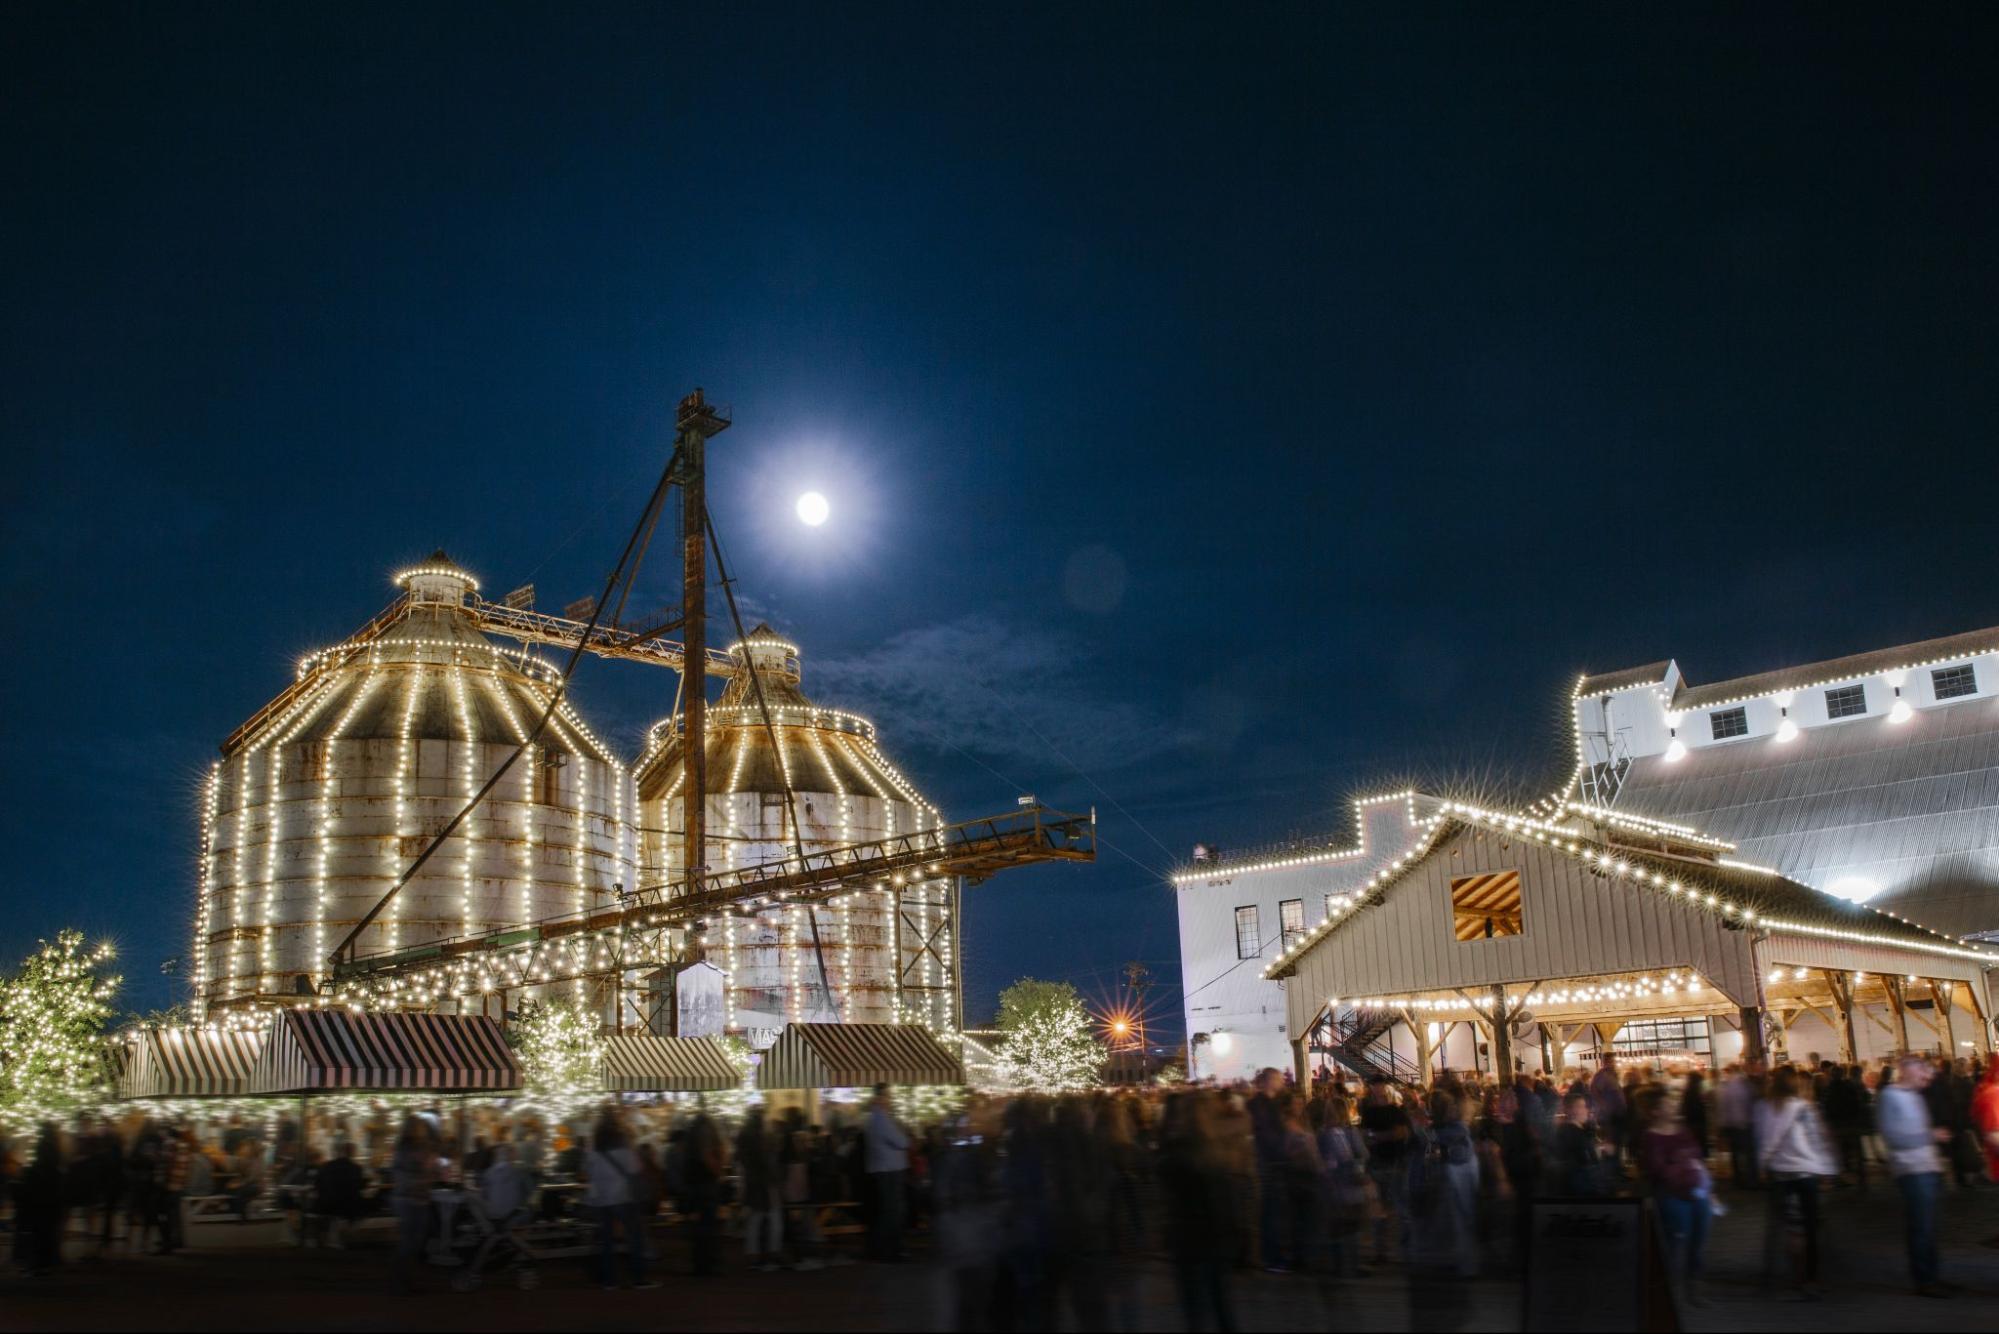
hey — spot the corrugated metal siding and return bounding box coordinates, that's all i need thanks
[1616,700,1999,935]
[1286,827,1759,1037]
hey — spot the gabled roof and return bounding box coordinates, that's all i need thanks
[1264,800,1998,981]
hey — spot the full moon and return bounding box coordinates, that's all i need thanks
[795,491,830,527]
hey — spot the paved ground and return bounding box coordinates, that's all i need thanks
[4,1181,1998,1331]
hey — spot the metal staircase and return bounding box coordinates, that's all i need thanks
[1313,1007,1423,1083]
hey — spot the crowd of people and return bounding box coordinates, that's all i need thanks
[4,1048,1997,1327]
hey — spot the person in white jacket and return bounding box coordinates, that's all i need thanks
[1753,1066,1836,1297]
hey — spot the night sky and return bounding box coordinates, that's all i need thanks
[6,6,1998,1034]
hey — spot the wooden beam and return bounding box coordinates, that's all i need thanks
[1932,980,1957,1053]
[1883,976,1911,1053]
[1822,969,1858,1065]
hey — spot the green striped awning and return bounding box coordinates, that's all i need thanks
[119,1028,265,1099]
[601,1035,741,1093]
[756,1023,963,1090]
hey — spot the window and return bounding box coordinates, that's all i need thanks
[1825,684,1867,719]
[1279,899,1305,951]
[1933,663,1978,700]
[1233,905,1261,959]
[1709,706,1748,740]
[1451,870,1523,941]
[1609,1017,1713,1060]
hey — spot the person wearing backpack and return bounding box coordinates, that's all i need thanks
[1754,1065,1837,1298]
[1638,1092,1714,1304]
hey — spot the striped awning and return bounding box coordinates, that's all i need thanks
[756,1023,963,1090]
[601,1035,741,1093]
[119,1028,265,1099]
[255,1010,521,1094]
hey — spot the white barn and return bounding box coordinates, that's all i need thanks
[1176,624,1999,1082]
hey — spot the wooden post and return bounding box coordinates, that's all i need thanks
[1489,983,1513,1079]
[1290,1034,1309,1087]
[1739,1005,1767,1066]
[1962,978,1994,1054]
[1883,976,1911,1054]
[1932,980,1957,1055]
[1398,1008,1435,1088]
[1821,970,1858,1064]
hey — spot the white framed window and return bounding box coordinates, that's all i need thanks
[1825,684,1867,719]
[1279,898,1305,951]
[1709,706,1748,740]
[1933,664,1977,700]
[1234,905,1261,959]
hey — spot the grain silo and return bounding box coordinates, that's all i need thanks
[634,625,960,1037]
[194,553,636,1015]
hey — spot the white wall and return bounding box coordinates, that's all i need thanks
[1177,796,1425,1082]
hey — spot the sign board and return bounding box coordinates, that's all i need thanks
[501,583,535,610]
[1523,1197,1671,1332]
[674,961,726,1039]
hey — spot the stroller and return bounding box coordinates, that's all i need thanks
[450,1189,593,1291]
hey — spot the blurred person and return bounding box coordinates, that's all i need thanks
[1046,1097,1113,1328]
[229,1138,265,1223]
[1246,1068,1289,1272]
[1718,1064,1759,1188]
[1553,1092,1609,1197]
[1310,1094,1368,1278]
[683,1108,726,1276]
[1158,1093,1239,1332]
[1971,1059,1999,1187]
[1275,1092,1322,1275]
[584,1109,655,1290]
[14,1123,67,1275]
[866,1083,911,1263]
[1821,1064,1867,1188]
[1359,1076,1412,1265]
[1880,1054,1950,1296]
[390,1115,437,1293]
[1590,1055,1626,1134]
[1405,1090,1480,1331]
[1680,1068,1710,1163]
[737,1106,783,1272]
[315,1141,367,1248]
[1756,1065,1837,1298]
[1638,1093,1713,1303]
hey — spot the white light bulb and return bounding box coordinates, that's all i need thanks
[1663,737,1687,763]
[1889,697,1913,724]
[1775,716,1799,744]
[795,491,830,526]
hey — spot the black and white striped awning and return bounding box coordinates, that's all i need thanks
[756,1023,963,1090]
[255,1010,521,1094]
[119,1028,265,1099]
[601,1036,741,1093]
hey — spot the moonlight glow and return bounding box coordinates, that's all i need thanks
[795,491,830,526]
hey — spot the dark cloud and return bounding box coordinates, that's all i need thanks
[814,615,1193,777]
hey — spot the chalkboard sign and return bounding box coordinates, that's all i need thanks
[1523,1197,1677,1332]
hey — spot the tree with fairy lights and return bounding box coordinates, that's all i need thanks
[508,996,605,1106]
[992,977,1102,1093]
[0,930,122,1126]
